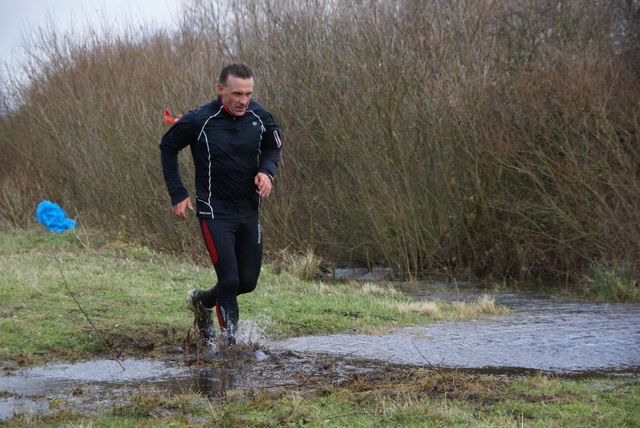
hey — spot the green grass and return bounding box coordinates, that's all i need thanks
[0,228,507,362]
[0,229,199,361]
[580,262,639,303]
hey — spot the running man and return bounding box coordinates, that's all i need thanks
[160,63,282,345]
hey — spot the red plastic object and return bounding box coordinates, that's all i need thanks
[164,108,182,124]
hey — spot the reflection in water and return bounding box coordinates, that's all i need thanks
[193,367,236,398]
[0,358,189,420]
[0,353,256,420]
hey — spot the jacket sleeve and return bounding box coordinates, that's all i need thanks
[258,112,282,181]
[159,115,197,205]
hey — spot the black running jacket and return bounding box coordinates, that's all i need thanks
[160,97,282,219]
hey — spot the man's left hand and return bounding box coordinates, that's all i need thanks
[255,172,273,197]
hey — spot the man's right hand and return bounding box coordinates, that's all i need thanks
[172,197,194,221]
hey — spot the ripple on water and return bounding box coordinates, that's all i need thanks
[270,289,640,375]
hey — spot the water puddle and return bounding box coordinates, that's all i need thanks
[0,358,189,420]
[0,350,377,421]
[270,282,640,376]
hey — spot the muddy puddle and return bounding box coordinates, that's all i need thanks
[1,358,191,420]
[2,282,639,420]
[0,349,379,420]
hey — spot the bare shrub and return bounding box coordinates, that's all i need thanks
[0,0,638,282]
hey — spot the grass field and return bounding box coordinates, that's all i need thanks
[0,228,509,362]
[1,229,638,427]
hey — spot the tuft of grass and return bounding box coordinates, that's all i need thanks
[269,248,323,281]
[581,262,639,303]
[109,386,210,419]
[355,281,404,297]
[384,294,509,321]
[289,250,322,281]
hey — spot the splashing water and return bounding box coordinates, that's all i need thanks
[205,316,271,354]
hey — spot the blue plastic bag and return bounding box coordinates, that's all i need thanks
[35,201,78,233]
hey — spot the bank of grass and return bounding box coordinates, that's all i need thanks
[0,228,507,363]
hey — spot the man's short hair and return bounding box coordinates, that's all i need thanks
[219,63,254,85]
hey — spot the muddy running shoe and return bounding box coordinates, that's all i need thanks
[227,334,237,347]
[186,289,214,342]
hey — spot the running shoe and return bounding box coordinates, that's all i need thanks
[186,289,214,342]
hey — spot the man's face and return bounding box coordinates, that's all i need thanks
[217,75,254,116]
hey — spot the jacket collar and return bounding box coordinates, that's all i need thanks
[218,96,234,116]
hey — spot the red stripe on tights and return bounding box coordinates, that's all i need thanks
[200,218,218,265]
[215,302,226,332]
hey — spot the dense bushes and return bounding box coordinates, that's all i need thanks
[1,0,638,281]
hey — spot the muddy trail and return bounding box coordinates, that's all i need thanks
[2,284,639,420]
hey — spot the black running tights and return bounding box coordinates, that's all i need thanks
[198,213,262,341]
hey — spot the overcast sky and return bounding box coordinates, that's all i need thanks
[0,0,182,71]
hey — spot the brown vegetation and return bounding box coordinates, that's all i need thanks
[1,0,638,282]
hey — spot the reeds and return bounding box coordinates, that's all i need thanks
[1,0,638,282]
